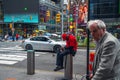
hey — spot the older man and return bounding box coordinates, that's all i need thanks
[87,20,120,80]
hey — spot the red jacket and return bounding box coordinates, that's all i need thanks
[16,34,19,38]
[62,33,78,51]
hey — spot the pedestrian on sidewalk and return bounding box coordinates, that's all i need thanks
[11,28,16,41]
[87,19,120,80]
[4,33,9,41]
[54,33,78,71]
[16,33,19,41]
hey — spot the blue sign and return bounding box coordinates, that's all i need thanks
[4,14,39,23]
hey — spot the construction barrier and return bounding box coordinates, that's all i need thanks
[89,51,95,74]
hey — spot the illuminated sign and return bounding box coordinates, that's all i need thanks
[4,14,38,23]
[3,0,39,23]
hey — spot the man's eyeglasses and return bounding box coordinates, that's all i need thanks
[90,28,99,33]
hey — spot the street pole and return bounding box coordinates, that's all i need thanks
[69,0,71,31]
[75,4,79,37]
[86,0,90,80]
[61,10,64,34]
[61,0,64,35]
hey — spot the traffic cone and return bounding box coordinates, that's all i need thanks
[90,52,95,62]
[89,52,95,73]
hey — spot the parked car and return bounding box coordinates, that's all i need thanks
[21,36,66,53]
[43,32,52,37]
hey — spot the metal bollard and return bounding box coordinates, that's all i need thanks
[27,50,35,75]
[64,54,73,80]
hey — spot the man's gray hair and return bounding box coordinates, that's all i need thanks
[87,20,106,29]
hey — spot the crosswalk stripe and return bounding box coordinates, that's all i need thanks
[0,54,27,65]
[0,47,24,51]
[0,54,26,58]
[0,56,25,61]
[0,53,41,65]
[0,60,18,65]
[0,46,46,65]
[0,54,27,58]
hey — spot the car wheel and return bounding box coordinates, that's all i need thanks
[53,45,61,53]
[25,44,33,50]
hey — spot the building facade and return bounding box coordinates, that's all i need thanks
[0,0,4,36]
[0,0,63,38]
[90,0,120,39]
[90,0,118,19]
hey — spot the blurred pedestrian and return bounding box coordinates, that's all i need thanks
[87,20,120,80]
[16,33,19,41]
[11,28,16,41]
[4,33,9,41]
[29,34,33,38]
[54,33,78,71]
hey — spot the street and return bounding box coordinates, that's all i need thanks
[0,41,94,76]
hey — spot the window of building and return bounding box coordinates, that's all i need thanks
[92,2,117,18]
[0,1,3,20]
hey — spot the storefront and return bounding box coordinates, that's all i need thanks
[1,0,61,37]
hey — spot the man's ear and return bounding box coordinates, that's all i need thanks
[102,28,106,32]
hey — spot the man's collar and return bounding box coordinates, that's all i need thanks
[98,31,107,44]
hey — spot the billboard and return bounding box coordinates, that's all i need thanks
[78,2,88,24]
[3,0,39,23]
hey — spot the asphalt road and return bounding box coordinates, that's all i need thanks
[0,41,95,76]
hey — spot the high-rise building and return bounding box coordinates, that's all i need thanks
[89,0,120,39]
[0,0,3,21]
[89,0,120,25]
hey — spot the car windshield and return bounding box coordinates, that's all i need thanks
[49,36,62,41]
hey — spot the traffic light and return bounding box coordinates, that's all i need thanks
[69,14,73,22]
[40,18,44,23]
[9,23,12,29]
[56,13,61,23]
[46,10,50,17]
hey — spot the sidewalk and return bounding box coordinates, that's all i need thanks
[0,66,83,80]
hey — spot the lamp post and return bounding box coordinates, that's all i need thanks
[61,10,64,34]
[58,10,64,35]
[75,4,79,37]
[60,0,68,35]
[86,0,90,79]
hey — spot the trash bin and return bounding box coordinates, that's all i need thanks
[27,50,35,75]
